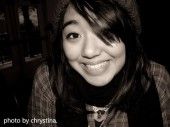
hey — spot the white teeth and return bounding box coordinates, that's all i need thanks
[86,61,107,70]
[82,60,110,76]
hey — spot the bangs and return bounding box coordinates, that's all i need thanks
[70,0,128,45]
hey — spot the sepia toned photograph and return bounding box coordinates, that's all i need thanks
[0,0,170,127]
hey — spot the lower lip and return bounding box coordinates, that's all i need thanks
[82,60,110,76]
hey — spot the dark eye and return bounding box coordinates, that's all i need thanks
[66,32,80,40]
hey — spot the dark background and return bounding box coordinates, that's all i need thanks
[138,0,170,71]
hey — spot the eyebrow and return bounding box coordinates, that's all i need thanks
[63,20,79,29]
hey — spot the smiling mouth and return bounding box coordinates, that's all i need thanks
[82,60,110,76]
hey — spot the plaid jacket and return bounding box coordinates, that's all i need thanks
[28,62,170,127]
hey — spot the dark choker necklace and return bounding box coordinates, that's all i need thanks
[80,81,117,107]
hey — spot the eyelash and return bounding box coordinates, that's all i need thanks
[66,32,81,40]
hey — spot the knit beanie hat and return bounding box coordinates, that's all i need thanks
[47,0,141,35]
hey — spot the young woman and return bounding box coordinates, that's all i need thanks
[28,0,170,127]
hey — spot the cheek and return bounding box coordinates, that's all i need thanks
[63,42,81,61]
[108,43,126,58]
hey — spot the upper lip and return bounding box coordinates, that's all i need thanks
[81,60,109,65]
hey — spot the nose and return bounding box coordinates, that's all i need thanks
[81,33,101,58]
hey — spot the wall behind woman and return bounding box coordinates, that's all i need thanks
[137,0,170,72]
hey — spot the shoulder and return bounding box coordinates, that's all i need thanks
[150,61,169,76]
[33,62,52,95]
[150,61,170,126]
[34,62,51,86]
[32,62,57,100]
[149,61,170,86]
[150,61,170,107]
[149,61,170,102]
[34,62,49,79]
[28,62,57,120]
[149,61,170,97]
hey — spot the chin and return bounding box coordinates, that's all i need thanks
[84,75,114,87]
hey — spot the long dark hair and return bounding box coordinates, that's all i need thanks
[52,0,152,126]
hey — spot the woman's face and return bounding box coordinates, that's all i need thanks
[62,4,126,87]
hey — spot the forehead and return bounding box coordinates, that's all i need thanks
[63,4,94,30]
[64,4,81,24]
[63,4,105,29]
